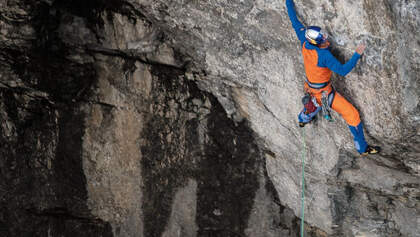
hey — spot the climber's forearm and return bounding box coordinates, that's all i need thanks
[325,52,361,76]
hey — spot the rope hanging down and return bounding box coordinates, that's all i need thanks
[300,127,306,237]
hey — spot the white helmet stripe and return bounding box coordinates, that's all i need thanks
[305,29,320,40]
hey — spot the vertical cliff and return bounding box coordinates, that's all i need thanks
[1,0,419,236]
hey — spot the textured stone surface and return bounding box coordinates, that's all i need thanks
[0,0,419,236]
[129,0,419,235]
[162,179,198,237]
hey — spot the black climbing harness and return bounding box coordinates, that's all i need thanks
[305,79,336,122]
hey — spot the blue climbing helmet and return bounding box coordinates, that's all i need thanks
[305,26,328,45]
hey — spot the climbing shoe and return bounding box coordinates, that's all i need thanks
[299,122,306,127]
[361,145,381,155]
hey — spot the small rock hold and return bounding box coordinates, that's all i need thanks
[192,98,202,107]
[213,209,222,216]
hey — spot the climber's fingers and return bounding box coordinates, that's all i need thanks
[356,44,366,55]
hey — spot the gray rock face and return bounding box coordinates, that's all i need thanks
[131,0,420,235]
[0,0,419,237]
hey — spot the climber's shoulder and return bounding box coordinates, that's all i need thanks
[315,48,335,63]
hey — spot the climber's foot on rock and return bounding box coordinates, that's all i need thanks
[361,145,381,156]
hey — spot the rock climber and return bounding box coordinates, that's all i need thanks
[286,0,380,155]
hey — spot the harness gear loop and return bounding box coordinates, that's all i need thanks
[319,86,335,122]
[321,91,332,121]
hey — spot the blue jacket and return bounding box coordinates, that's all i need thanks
[286,0,361,77]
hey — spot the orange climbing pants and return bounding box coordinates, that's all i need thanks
[305,83,361,127]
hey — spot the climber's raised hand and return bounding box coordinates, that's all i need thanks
[356,44,366,55]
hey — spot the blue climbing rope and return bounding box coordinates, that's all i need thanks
[300,127,306,237]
